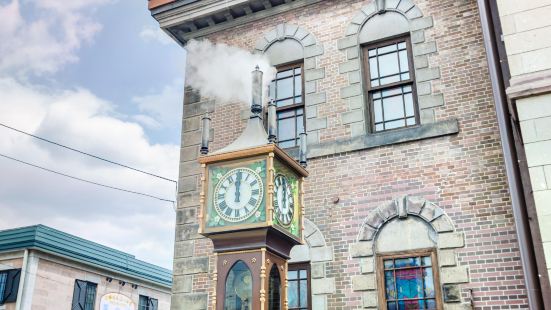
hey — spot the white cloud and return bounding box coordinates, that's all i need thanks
[0,0,183,269]
[132,78,184,128]
[0,0,106,77]
[0,77,178,268]
[139,26,173,45]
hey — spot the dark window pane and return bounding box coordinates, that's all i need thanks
[378,53,400,77]
[288,270,298,280]
[299,269,307,279]
[368,48,377,57]
[276,78,294,99]
[374,99,383,123]
[403,85,412,92]
[398,42,407,50]
[0,273,6,302]
[279,110,295,118]
[423,268,435,298]
[288,281,298,307]
[295,96,302,104]
[406,117,416,126]
[382,95,405,121]
[385,271,396,300]
[279,140,295,148]
[278,118,295,141]
[387,301,398,310]
[399,50,409,72]
[294,67,302,74]
[294,76,302,97]
[371,79,380,87]
[299,280,307,307]
[401,73,410,80]
[426,299,437,309]
[277,69,293,79]
[404,93,414,117]
[382,87,403,97]
[276,99,294,108]
[422,256,432,266]
[385,119,405,130]
[375,124,384,131]
[384,259,394,269]
[369,57,379,79]
[378,43,397,54]
[84,283,97,310]
[380,75,401,85]
[395,257,421,268]
[225,261,252,310]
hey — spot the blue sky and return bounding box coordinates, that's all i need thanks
[0,0,187,269]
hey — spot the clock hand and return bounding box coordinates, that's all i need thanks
[235,171,242,203]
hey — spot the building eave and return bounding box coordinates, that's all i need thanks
[149,0,323,46]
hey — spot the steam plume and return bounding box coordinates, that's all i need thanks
[185,39,276,106]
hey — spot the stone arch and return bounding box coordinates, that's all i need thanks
[253,24,327,146]
[287,218,334,310]
[337,0,444,137]
[349,196,471,309]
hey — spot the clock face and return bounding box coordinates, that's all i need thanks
[214,168,264,223]
[274,174,294,226]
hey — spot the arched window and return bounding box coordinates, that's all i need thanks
[360,12,419,132]
[268,264,281,310]
[224,261,252,310]
[265,39,305,148]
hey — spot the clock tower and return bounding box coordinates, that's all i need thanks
[197,67,308,310]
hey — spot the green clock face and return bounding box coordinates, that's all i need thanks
[274,174,294,226]
[214,167,264,223]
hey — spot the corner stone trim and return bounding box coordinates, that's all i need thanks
[352,195,472,309]
[338,0,444,138]
[253,24,326,145]
[289,218,335,310]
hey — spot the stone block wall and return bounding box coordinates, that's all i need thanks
[174,0,528,308]
[517,94,551,282]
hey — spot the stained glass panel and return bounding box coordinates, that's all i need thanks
[382,255,438,309]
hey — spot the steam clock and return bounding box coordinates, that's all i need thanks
[197,67,308,310]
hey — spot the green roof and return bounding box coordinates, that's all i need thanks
[0,225,172,288]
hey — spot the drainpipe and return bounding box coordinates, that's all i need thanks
[476,0,544,308]
[15,249,28,310]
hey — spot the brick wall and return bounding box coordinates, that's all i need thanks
[175,0,529,308]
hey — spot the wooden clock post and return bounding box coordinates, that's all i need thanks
[197,67,308,310]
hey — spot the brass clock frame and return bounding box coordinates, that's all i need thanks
[199,144,308,245]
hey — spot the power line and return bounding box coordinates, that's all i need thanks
[0,153,175,204]
[0,122,177,184]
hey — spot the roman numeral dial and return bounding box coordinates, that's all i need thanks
[213,167,263,223]
[274,174,295,226]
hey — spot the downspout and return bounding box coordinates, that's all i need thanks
[476,0,544,309]
[15,249,28,310]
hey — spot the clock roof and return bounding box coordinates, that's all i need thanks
[210,114,269,155]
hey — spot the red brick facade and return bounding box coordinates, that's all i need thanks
[174,0,529,308]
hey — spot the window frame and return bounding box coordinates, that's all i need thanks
[71,279,97,310]
[139,294,159,310]
[362,34,420,133]
[270,61,306,149]
[376,248,443,310]
[287,263,311,310]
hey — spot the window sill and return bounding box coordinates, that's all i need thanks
[308,118,459,159]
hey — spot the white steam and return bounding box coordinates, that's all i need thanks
[185,39,276,106]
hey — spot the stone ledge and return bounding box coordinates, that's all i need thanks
[308,119,459,159]
[171,292,208,310]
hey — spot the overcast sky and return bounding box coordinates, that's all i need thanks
[0,0,187,269]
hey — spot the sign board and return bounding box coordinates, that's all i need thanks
[100,293,135,310]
